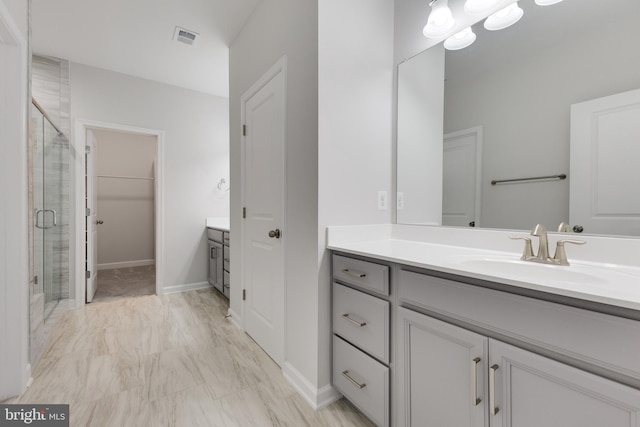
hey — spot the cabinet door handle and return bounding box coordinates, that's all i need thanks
[490,364,500,416]
[341,313,367,327]
[210,247,216,259]
[472,357,482,406]
[341,269,366,278]
[341,370,366,389]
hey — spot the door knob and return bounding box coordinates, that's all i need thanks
[268,229,281,239]
[97,220,104,225]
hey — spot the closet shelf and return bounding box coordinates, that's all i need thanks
[97,175,154,181]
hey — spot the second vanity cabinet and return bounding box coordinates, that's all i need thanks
[207,227,230,298]
[331,252,640,427]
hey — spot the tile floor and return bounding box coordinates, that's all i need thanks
[6,273,374,427]
[92,266,156,303]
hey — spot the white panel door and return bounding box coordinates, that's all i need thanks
[443,127,482,227]
[242,62,285,365]
[85,130,98,302]
[570,88,640,235]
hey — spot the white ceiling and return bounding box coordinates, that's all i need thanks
[31,0,261,97]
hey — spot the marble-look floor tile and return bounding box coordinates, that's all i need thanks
[14,283,375,427]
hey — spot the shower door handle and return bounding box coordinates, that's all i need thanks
[35,209,46,229]
[47,209,57,227]
[35,209,57,229]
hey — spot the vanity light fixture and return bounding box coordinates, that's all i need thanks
[464,0,502,15]
[444,27,477,50]
[535,0,563,5]
[484,1,524,31]
[423,0,456,38]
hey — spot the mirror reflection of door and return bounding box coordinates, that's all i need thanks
[570,88,640,236]
[442,127,482,228]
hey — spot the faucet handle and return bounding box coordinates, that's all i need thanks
[553,239,586,266]
[509,236,534,260]
[557,222,571,232]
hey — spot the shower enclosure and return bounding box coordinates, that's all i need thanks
[30,100,69,364]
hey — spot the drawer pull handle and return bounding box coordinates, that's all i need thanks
[342,313,367,327]
[210,247,217,259]
[342,370,366,389]
[224,258,230,262]
[472,357,481,406]
[341,269,366,278]
[490,364,499,416]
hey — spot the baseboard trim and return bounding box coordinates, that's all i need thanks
[282,362,342,410]
[162,281,211,295]
[98,260,155,271]
[226,308,243,330]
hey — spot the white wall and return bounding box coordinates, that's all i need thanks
[318,0,394,395]
[93,129,156,268]
[0,0,30,400]
[229,0,321,402]
[71,63,229,290]
[230,0,395,407]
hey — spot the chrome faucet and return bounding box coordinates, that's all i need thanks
[510,223,585,266]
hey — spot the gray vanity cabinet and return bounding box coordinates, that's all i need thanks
[207,228,224,294]
[489,340,640,427]
[397,306,640,427]
[331,254,391,427]
[398,307,488,427]
[331,252,640,427]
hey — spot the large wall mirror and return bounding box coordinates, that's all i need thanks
[397,0,640,236]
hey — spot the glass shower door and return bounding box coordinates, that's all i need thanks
[32,103,65,321]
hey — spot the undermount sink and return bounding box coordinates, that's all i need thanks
[447,256,638,288]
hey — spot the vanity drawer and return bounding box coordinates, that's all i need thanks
[333,335,389,427]
[207,228,224,243]
[399,269,640,381]
[333,254,389,296]
[333,283,389,363]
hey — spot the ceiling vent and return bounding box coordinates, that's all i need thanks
[173,26,200,47]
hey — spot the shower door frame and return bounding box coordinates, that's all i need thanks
[72,119,165,307]
[0,2,31,398]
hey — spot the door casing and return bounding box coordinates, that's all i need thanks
[73,120,164,307]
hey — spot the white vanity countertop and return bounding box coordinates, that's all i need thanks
[206,217,230,232]
[327,224,640,311]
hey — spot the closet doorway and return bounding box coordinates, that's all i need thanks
[79,123,163,303]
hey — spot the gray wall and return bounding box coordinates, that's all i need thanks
[443,8,640,230]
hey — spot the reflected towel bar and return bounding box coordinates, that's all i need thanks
[491,174,566,185]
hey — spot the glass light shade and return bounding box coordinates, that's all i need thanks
[484,2,524,31]
[464,0,502,15]
[535,0,563,5]
[423,0,456,38]
[444,27,477,50]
